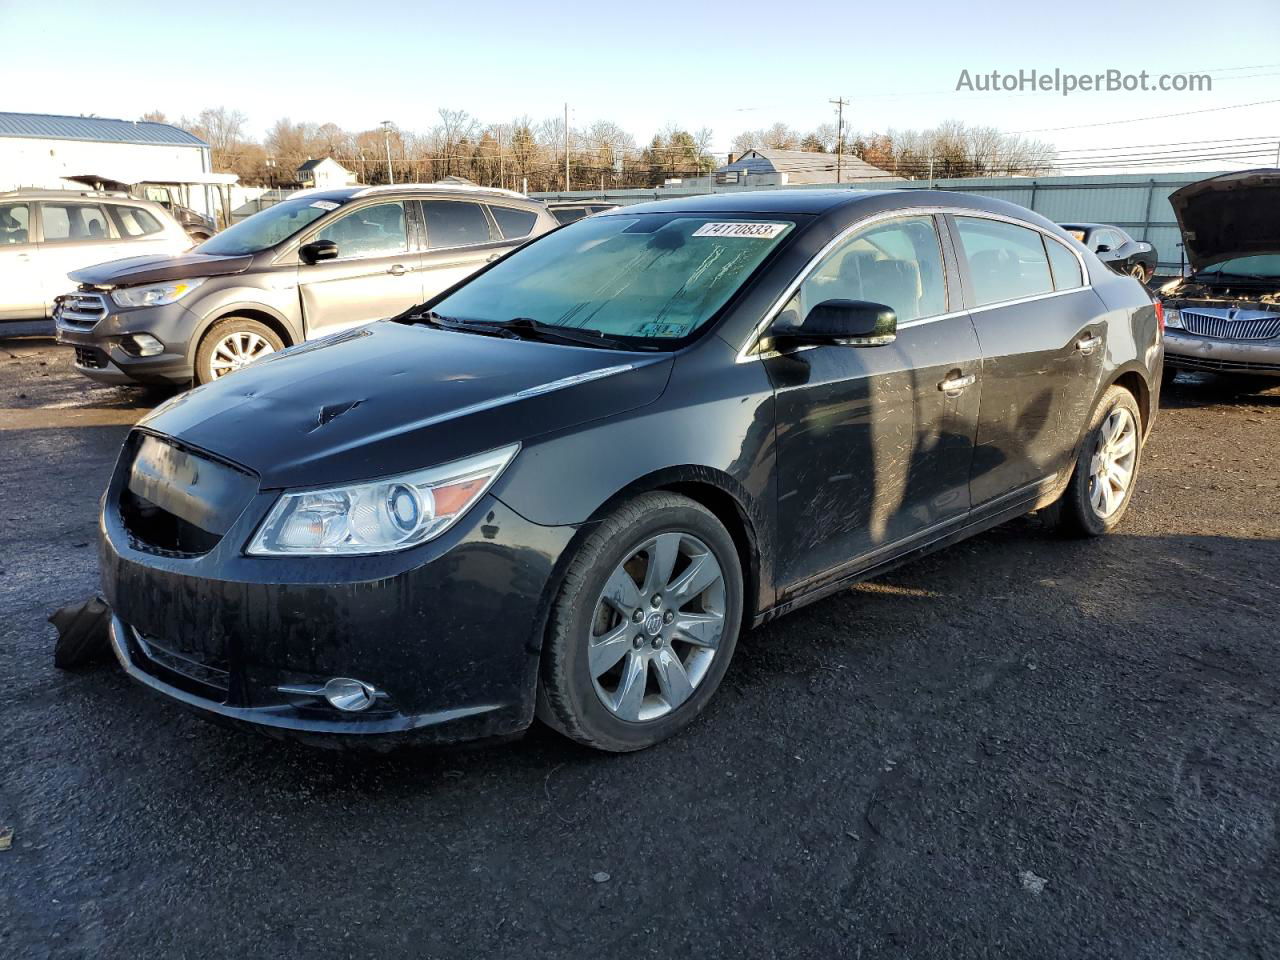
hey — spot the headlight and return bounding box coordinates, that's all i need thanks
[1165,308,1183,329]
[246,444,519,556]
[111,277,205,308]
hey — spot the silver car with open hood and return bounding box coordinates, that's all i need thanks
[1160,169,1280,380]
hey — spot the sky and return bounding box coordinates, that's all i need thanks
[2,0,1278,172]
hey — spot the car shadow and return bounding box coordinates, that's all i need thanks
[1160,370,1280,409]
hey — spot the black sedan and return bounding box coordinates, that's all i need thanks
[100,190,1163,752]
[1061,222,1158,283]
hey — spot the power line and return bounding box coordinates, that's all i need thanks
[1011,98,1280,133]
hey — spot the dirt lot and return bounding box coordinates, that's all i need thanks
[2,325,1278,960]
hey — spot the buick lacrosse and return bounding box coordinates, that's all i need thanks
[101,190,1163,752]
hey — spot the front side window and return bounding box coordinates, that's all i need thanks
[488,204,537,240]
[1045,236,1084,290]
[955,217,1054,306]
[110,205,164,238]
[422,200,492,249]
[781,215,947,327]
[198,197,337,255]
[431,214,796,342]
[40,203,112,242]
[0,202,30,244]
[314,201,408,259]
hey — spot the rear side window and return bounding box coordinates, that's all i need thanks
[40,203,112,242]
[110,205,164,238]
[955,217,1054,306]
[0,202,31,244]
[422,200,492,249]
[1044,236,1084,290]
[488,204,537,240]
[552,207,586,225]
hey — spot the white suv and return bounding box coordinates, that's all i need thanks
[0,190,192,321]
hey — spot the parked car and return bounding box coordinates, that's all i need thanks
[54,184,557,386]
[0,190,191,322]
[98,189,1162,752]
[1060,222,1157,283]
[1159,169,1280,382]
[546,200,620,224]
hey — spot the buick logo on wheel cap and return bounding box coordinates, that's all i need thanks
[644,612,664,636]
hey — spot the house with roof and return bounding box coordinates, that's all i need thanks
[295,157,358,189]
[713,148,890,186]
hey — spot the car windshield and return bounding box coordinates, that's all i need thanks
[430,214,796,342]
[196,197,341,255]
[1193,253,1280,281]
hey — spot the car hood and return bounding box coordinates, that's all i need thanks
[69,251,255,288]
[138,321,673,489]
[1170,169,1280,272]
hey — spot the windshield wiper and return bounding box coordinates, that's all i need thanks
[488,317,636,350]
[404,310,522,339]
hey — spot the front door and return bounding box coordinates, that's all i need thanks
[767,214,983,593]
[297,199,423,338]
[949,215,1107,506]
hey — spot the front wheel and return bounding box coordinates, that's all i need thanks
[194,317,283,385]
[536,492,744,752]
[1045,385,1143,537]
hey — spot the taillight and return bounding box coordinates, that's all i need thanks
[1153,299,1165,332]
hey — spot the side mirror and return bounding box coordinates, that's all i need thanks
[773,299,898,348]
[299,239,339,265]
[1094,244,1112,254]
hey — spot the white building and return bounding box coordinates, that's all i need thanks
[295,157,358,189]
[0,111,223,218]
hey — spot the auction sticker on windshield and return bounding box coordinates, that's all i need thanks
[692,222,788,239]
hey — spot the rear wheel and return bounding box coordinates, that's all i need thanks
[1046,385,1143,537]
[194,317,283,385]
[1129,263,1149,283]
[537,492,743,752]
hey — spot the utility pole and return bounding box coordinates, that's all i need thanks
[829,97,849,184]
[497,126,505,191]
[564,102,570,192]
[380,120,395,185]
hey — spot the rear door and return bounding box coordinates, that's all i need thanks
[418,198,512,298]
[769,213,982,590]
[34,201,136,309]
[949,215,1105,507]
[297,199,423,338]
[0,200,42,319]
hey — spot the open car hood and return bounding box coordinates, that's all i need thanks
[1170,169,1280,272]
[69,252,255,288]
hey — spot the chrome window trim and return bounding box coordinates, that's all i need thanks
[737,205,1091,363]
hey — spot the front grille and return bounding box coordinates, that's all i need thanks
[56,291,109,330]
[132,626,230,693]
[74,346,106,369]
[1181,309,1280,341]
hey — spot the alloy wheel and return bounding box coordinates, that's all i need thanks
[1088,407,1137,519]
[1130,264,1146,281]
[587,532,726,722]
[209,331,274,378]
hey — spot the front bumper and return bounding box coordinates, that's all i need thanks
[100,448,576,748]
[55,299,197,386]
[1164,329,1280,377]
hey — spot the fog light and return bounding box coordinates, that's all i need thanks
[127,333,165,357]
[322,678,378,712]
[276,676,384,712]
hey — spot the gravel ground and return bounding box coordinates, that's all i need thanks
[2,325,1278,959]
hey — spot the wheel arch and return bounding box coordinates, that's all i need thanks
[187,303,300,367]
[1108,365,1153,436]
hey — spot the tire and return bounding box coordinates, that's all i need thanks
[536,492,744,752]
[194,317,284,385]
[1045,385,1143,537]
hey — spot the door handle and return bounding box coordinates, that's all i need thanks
[387,263,408,276]
[1076,335,1102,355]
[938,373,976,395]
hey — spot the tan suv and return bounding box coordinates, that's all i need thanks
[54,184,557,385]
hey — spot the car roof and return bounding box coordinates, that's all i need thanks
[1059,222,1121,231]
[0,188,140,201]
[287,183,537,204]
[601,189,1069,232]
